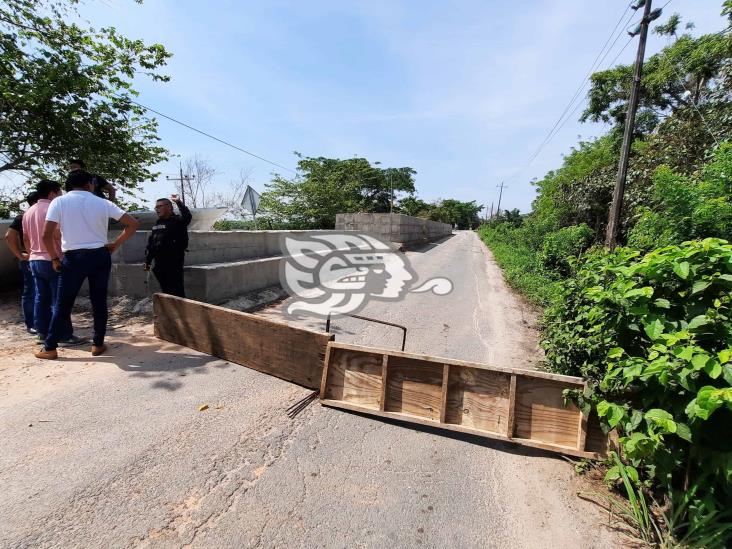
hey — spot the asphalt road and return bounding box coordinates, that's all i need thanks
[0,231,617,548]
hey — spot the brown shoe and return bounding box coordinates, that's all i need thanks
[35,348,58,360]
[91,344,107,357]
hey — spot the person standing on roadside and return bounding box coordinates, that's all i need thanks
[4,191,39,334]
[68,159,117,201]
[23,180,85,347]
[35,170,139,360]
[143,194,192,298]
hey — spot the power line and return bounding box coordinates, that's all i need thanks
[125,98,298,175]
[506,3,637,182]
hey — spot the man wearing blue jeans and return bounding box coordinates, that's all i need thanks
[35,170,139,360]
[23,180,84,346]
[4,191,39,333]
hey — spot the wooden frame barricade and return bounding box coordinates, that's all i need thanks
[320,341,608,459]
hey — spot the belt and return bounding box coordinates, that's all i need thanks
[65,246,109,255]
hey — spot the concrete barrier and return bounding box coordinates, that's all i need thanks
[108,229,397,302]
[335,213,452,247]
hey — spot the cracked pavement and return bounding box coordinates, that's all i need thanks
[0,231,619,548]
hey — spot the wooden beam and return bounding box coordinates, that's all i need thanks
[506,374,517,439]
[153,294,333,390]
[320,342,606,459]
[439,364,450,423]
[379,355,389,411]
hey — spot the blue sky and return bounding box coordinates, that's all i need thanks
[80,0,726,215]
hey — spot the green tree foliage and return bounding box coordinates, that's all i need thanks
[258,154,416,229]
[629,145,732,249]
[539,224,594,276]
[0,0,171,206]
[426,198,482,229]
[582,28,728,136]
[397,196,431,217]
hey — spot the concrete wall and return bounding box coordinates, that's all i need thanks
[110,257,282,302]
[108,229,396,302]
[112,229,378,265]
[335,213,452,247]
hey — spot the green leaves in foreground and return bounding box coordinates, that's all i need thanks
[543,238,732,514]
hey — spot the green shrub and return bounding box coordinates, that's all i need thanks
[539,224,594,276]
[543,239,732,524]
[628,145,732,250]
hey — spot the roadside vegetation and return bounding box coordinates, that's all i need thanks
[479,5,732,547]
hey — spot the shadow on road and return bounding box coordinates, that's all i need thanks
[404,233,455,254]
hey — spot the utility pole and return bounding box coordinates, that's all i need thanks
[605,0,655,248]
[489,202,494,220]
[496,181,506,218]
[166,162,195,205]
[389,170,394,214]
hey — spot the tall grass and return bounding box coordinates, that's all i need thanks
[476,225,559,307]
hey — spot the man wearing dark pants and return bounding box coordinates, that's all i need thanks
[23,180,84,346]
[144,194,192,297]
[4,192,39,333]
[35,171,139,360]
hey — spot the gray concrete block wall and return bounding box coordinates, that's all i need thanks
[112,229,373,266]
[109,229,394,303]
[110,256,282,302]
[335,213,451,247]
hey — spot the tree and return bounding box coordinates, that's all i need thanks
[259,154,416,229]
[427,199,483,229]
[582,28,728,135]
[0,0,171,210]
[180,155,218,208]
[398,196,431,217]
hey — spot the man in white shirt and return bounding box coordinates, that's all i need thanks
[35,170,139,360]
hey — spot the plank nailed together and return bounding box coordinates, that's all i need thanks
[153,294,333,389]
[320,342,608,459]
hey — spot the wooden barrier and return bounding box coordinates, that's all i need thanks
[153,294,333,389]
[320,342,608,459]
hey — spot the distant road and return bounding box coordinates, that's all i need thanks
[0,231,617,548]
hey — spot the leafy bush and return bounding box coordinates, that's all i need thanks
[628,145,732,250]
[539,224,594,276]
[213,218,295,231]
[543,239,732,524]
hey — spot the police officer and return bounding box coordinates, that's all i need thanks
[144,194,192,297]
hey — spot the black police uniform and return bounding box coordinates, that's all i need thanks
[145,201,192,297]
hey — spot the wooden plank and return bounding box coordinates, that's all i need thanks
[506,374,517,438]
[384,356,443,420]
[153,294,333,390]
[320,399,603,460]
[439,364,450,423]
[514,378,580,449]
[379,355,389,411]
[320,342,606,459]
[445,366,510,434]
[327,341,585,385]
[319,344,333,397]
[322,347,383,410]
[577,403,589,452]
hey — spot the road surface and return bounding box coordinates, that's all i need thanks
[0,231,618,548]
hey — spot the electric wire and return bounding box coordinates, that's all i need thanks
[519,3,637,170]
[125,98,298,175]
